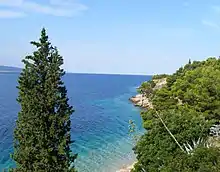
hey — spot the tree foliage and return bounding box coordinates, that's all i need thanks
[137,81,155,97]
[132,57,220,171]
[152,74,169,80]
[11,28,77,172]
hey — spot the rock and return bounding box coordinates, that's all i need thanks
[129,94,143,103]
[129,94,153,109]
[153,78,167,90]
[129,77,167,109]
[142,97,153,108]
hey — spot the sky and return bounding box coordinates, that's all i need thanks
[0,0,220,75]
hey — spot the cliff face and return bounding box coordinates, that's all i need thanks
[129,78,167,109]
[152,78,167,90]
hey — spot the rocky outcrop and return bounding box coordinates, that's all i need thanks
[153,78,167,90]
[129,94,153,109]
[129,78,167,108]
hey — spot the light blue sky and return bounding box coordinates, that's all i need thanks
[0,0,220,75]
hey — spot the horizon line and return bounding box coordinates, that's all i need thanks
[0,65,160,76]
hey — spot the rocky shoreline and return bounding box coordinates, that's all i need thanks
[129,94,153,109]
[116,162,136,172]
[129,78,167,109]
[117,78,167,172]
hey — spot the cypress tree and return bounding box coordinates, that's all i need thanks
[188,58,191,64]
[11,28,77,172]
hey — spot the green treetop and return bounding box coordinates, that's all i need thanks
[11,28,77,172]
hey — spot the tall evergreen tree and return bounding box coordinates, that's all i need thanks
[188,58,191,64]
[11,28,77,172]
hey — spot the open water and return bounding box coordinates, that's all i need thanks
[0,73,150,171]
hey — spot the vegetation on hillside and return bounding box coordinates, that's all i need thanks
[11,28,77,172]
[132,57,220,171]
[152,74,169,80]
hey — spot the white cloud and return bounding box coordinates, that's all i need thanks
[49,0,82,7]
[22,1,81,17]
[202,20,220,29]
[0,0,88,18]
[0,10,25,18]
[200,5,220,30]
[211,5,220,13]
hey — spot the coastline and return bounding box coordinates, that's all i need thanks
[129,77,167,108]
[116,162,135,172]
[119,77,167,171]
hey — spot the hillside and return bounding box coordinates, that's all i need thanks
[131,57,220,171]
[0,66,21,72]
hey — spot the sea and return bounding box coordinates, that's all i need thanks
[0,72,150,172]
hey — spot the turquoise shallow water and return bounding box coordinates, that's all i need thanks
[0,73,150,171]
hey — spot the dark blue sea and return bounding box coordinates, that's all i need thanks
[0,73,150,172]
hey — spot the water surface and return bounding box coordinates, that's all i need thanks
[0,73,150,171]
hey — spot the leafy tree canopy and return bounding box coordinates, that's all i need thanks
[133,57,220,171]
